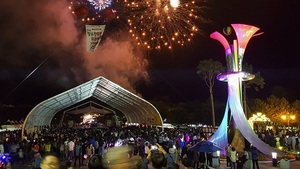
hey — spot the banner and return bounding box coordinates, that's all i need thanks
[86,25,106,52]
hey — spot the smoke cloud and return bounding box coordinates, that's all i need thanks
[0,0,149,102]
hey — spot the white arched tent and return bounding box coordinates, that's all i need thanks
[22,76,163,136]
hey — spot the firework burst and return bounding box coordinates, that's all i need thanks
[68,0,111,23]
[123,0,209,50]
[88,0,113,11]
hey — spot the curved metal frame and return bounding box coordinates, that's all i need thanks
[22,76,163,137]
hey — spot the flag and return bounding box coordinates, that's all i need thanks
[86,25,106,52]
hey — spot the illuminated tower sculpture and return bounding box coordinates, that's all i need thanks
[208,24,283,156]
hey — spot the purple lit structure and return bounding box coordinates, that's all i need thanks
[208,24,283,156]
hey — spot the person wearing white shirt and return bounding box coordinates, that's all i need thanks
[144,142,150,159]
[0,141,4,154]
[168,144,177,162]
[68,139,75,160]
[230,147,237,169]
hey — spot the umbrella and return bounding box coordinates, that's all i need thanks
[188,140,223,167]
[188,140,224,152]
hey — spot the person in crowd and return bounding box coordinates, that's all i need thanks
[64,141,69,161]
[130,139,139,157]
[86,143,95,164]
[174,144,180,164]
[0,141,4,154]
[40,153,60,169]
[142,143,178,169]
[32,153,43,169]
[242,148,249,165]
[182,143,193,165]
[59,142,65,160]
[100,140,106,158]
[192,151,200,169]
[81,141,88,166]
[207,152,213,167]
[275,135,281,148]
[137,140,145,158]
[18,148,25,165]
[40,140,46,156]
[199,152,206,169]
[22,139,30,161]
[4,158,12,169]
[291,134,297,151]
[168,144,177,161]
[250,146,259,169]
[66,160,73,169]
[94,139,99,155]
[74,141,82,167]
[52,139,59,156]
[144,141,150,159]
[280,135,286,149]
[298,135,300,150]
[226,144,232,167]
[181,157,193,169]
[88,155,106,169]
[130,155,143,169]
[9,142,19,163]
[44,141,52,154]
[230,147,237,169]
[32,141,40,158]
[68,138,75,160]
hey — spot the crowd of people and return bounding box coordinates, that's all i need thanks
[225,144,260,169]
[256,129,300,151]
[0,125,212,169]
[0,125,299,169]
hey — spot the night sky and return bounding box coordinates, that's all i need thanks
[1,0,300,112]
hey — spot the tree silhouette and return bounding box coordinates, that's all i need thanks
[196,59,224,127]
[242,63,265,118]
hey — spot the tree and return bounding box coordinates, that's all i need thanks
[264,95,292,123]
[248,96,300,131]
[291,100,300,127]
[292,100,300,114]
[248,98,267,115]
[150,99,193,124]
[196,59,224,127]
[242,63,265,117]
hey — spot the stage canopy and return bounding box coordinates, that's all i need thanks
[22,76,163,134]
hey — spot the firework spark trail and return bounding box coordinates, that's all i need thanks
[124,0,209,50]
[0,49,56,103]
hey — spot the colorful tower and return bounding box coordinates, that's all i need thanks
[208,24,283,156]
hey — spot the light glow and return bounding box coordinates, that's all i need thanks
[170,0,180,8]
[83,114,95,124]
[248,112,271,129]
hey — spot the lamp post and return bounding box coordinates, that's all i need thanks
[272,152,277,167]
[281,113,296,134]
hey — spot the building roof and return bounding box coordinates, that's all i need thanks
[22,76,163,133]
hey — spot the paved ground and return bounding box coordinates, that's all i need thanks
[11,158,300,169]
[213,159,299,169]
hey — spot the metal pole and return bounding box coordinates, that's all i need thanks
[288,113,290,131]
